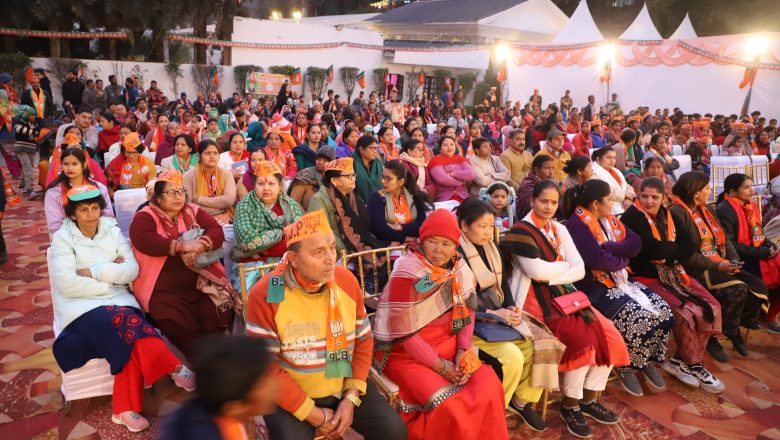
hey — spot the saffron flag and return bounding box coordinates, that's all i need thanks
[24,67,34,85]
[496,66,507,82]
[212,67,219,87]
[739,65,757,89]
[292,67,302,85]
[326,65,334,82]
[417,71,425,86]
[357,71,365,89]
[599,62,611,83]
[384,73,391,85]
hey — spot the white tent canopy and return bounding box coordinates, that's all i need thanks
[479,0,568,41]
[670,14,698,40]
[552,0,603,44]
[619,3,662,40]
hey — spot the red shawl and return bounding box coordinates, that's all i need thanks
[726,196,780,290]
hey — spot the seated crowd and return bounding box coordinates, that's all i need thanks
[17,74,780,439]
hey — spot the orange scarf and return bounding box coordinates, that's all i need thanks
[149,128,163,152]
[606,166,623,185]
[390,191,412,224]
[413,250,471,333]
[266,149,289,176]
[671,196,726,263]
[725,195,764,247]
[632,200,691,285]
[119,156,151,186]
[380,142,398,161]
[196,166,224,197]
[531,211,562,260]
[574,206,626,288]
[31,88,45,118]
[267,255,352,378]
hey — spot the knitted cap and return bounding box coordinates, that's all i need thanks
[419,209,460,245]
[546,127,563,140]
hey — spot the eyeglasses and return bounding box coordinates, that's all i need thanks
[339,174,357,180]
[163,189,188,197]
[125,151,141,156]
[366,146,378,151]
[381,175,396,182]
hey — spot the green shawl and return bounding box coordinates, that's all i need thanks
[352,150,383,202]
[171,154,199,173]
[231,190,304,260]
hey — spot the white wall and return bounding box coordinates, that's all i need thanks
[31,58,237,106]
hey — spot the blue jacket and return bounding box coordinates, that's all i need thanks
[160,400,223,440]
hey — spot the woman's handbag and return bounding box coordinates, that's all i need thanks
[180,225,224,269]
[552,290,591,315]
[473,311,524,342]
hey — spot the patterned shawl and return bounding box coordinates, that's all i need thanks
[232,190,304,260]
[373,249,476,343]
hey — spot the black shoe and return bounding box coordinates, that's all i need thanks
[580,400,621,425]
[759,321,780,335]
[508,400,546,432]
[706,337,729,362]
[559,405,593,438]
[741,319,760,330]
[728,333,749,357]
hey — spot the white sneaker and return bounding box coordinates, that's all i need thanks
[661,357,699,388]
[111,411,150,432]
[688,364,725,394]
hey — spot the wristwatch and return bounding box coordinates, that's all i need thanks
[344,392,362,408]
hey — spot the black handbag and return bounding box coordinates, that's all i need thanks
[473,311,524,342]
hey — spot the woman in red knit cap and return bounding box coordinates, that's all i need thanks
[373,209,509,440]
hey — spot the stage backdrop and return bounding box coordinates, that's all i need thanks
[505,33,780,119]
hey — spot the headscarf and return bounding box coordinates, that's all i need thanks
[218,114,231,134]
[246,121,266,151]
[18,104,36,120]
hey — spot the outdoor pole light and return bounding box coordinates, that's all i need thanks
[494,43,510,62]
[270,11,281,20]
[292,11,302,23]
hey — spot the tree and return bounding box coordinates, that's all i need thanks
[165,61,184,97]
[431,69,451,95]
[191,64,221,97]
[234,65,263,93]
[0,53,32,97]
[269,65,296,77]
[404,66,422,103]
[457,72,477,103]
[306,67,328,99]
[47,58,85,92]
[372,68,388,92]
[339,67,359,103]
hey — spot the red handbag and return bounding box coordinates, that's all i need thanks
[552,291,591,315]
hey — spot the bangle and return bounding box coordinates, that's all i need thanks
[314,408,328,428]
[436,359,448,375]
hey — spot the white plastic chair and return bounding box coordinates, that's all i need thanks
[48,250,115,406]
[709,145,721,157]
[433,200,460,213]
[539,140,547,150]
[222,224,234,278]
[672,155,692,179]
[114,188,148,239]
[671,144,684,156]
[567,133,576,141]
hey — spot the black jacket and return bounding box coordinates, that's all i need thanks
[621,205,684,278]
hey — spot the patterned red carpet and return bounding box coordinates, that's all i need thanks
[0,167,779,440]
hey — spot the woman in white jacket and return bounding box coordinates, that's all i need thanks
[499,180,629,439]
[50,184,195,433]
[590,146,635,215]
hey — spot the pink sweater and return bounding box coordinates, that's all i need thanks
[427,156,475,202]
